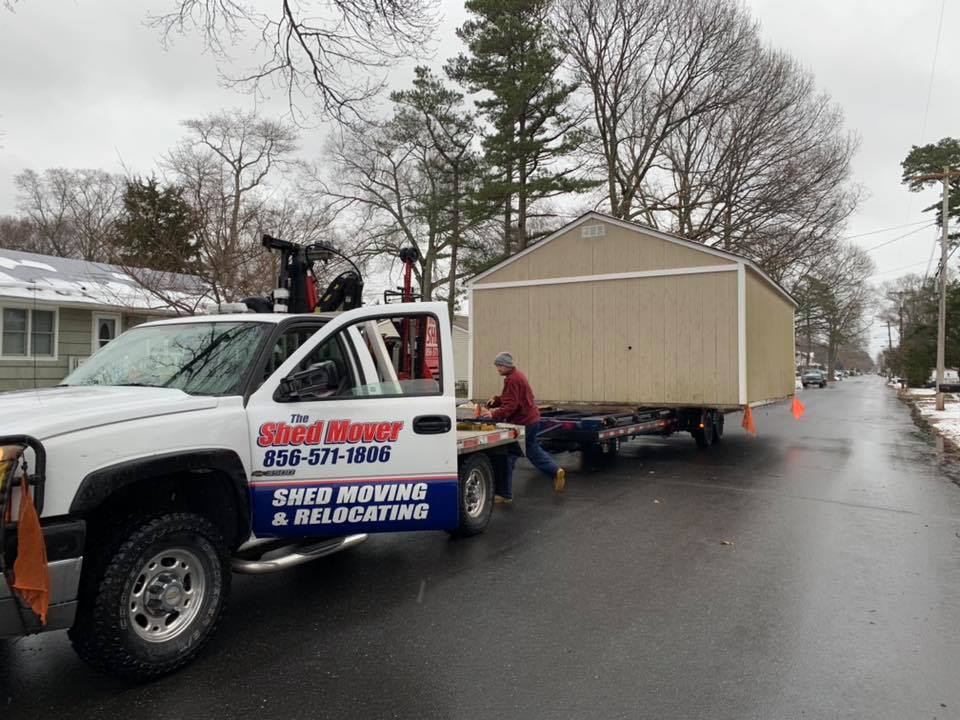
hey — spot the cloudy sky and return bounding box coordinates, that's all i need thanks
[0,1,955,356]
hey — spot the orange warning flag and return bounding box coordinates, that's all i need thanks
[13,472,49,625]
[741,405,757,436]
[792,396,806,420]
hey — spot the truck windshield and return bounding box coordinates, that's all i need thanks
[62,321,269,396]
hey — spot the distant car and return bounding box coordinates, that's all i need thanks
[834,371,843,381]
[802,369,827,388]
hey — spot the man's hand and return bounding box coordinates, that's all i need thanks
[486,396,498,408]
[478,407,493,419]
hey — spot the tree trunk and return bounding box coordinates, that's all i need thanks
[503,162,513,256]
[447,172,461,321]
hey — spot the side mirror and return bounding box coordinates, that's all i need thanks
[278,360,340,401]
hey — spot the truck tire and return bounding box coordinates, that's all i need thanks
[448,453,494,538]
[69,512,230,681]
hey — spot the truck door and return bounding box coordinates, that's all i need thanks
[245,303,458,538]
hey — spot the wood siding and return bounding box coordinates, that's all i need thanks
[479,219,735,285]
[472,270,740,406]
[745,268,795,403]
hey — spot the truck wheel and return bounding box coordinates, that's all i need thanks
[69,512,230,681]
[711,414,724,445]
[448,453,494,538]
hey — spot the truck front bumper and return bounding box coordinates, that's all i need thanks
[1,517,85,638]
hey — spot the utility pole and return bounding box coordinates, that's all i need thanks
[909,167,960,410]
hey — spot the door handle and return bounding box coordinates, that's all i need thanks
[413,415,452,434]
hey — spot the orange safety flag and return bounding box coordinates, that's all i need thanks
[12,471,49,625]
[792,396,806,420]
[741,405,757,436]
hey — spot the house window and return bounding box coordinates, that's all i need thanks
[93,313,121,352]
[1,307,57,358]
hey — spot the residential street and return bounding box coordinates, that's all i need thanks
[3,376,960,719]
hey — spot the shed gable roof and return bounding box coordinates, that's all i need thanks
[468,211,796,307]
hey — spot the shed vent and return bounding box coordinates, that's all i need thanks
[581,224,606,238]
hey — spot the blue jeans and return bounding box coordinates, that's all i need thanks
[497,421,560,499]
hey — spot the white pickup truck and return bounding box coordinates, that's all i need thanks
[0,302,520,680]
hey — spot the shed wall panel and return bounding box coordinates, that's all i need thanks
[480,220,735,285]
[745,268,795,403]
[472,271,740,406]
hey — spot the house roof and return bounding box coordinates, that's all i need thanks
[0,249,209,313]
[468,211,796,307]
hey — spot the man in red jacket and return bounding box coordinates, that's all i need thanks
[479,352,565,502]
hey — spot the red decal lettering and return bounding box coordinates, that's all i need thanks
[257,422,276,447]
[375,422,391,442]
[326,420,350,444]
[290,425,307,445]
[306,421,324,445]
[389,421,404,442]
[346,424,363,443]
[275,423,291,446]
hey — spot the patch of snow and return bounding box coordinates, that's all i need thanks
[111,273,133,283]
[18,260,56,272]
[0,257,18,270]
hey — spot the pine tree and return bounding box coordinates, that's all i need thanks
[447,0,594,253]
[114,176,199,273]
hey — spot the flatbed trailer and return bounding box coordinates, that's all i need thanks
[535,406,732,460]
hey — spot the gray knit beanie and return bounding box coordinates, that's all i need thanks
[494,352,515,368]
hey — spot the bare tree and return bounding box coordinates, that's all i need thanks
[656,48,859,283]
[14,168,123,260]
[557,0,758,221]
[152,0,438,121]
[162,110,300,301]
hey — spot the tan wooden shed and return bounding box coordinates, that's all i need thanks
[467,212,796,408]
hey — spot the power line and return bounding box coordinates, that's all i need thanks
[870,258,934,278]
[842,219,933,241]
[861,223,936,252]
[919,0,947,143]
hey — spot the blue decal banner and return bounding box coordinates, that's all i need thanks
[250,476,459,537]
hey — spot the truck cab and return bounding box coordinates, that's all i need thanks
[0,302,517,680]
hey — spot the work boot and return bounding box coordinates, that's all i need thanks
[494,495,513,505]
[554,468,566,493]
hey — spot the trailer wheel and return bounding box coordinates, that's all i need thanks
[692,417,715,448]
[711,414,724,445]
[584,439,621,465]
[448,453,494,538]
[69,512,230,681]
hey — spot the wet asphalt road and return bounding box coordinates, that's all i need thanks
[4,377,960,719]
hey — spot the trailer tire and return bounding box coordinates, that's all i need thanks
[448,453,494,538]
[584,439,620,464]
[692,418,715,448]
[69,512,230,682]
[711,414,724,445]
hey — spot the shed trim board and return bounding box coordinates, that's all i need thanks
[468,211,797,307]
[737,262,747,405]
[471,264,737,291]
[467,286,474,400]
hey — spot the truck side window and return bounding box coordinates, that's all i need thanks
[340,313,442,397]
[256,326,357,397]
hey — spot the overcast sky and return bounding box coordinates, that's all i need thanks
[0,1,955,357]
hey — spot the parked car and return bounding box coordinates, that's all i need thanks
[802,369,827,388]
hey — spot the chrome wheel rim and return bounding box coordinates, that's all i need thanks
[128,547,206,643]
[463,467,487,518]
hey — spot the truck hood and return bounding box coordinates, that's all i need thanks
[0,386,219,440]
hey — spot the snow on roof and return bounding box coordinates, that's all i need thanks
[0,249,210,313]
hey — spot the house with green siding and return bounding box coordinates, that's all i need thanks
[0,249,205,392]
